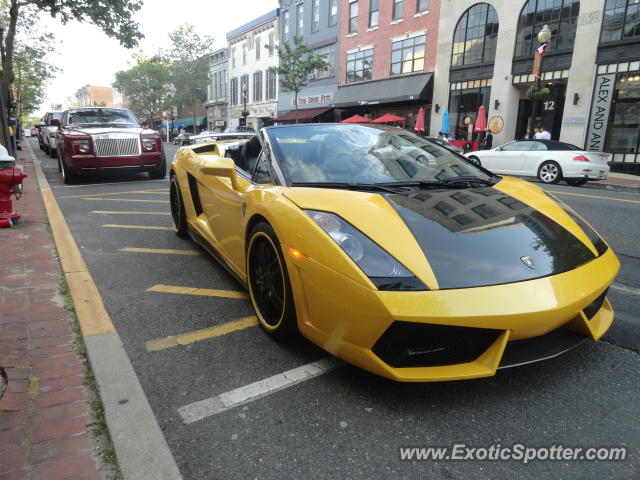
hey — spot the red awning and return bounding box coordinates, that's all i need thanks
[341,114,371,123]
[371,113,406,123]
[273,107,331,123]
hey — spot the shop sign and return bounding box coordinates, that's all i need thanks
[586,74,616,152]
[488,116,504,134]
[292,93,333,106]
[215,120,225,127]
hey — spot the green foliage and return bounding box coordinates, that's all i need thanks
[114,53,171,125]
[167,24,214,123]
[527,86,551,100]
[268,35,329,122]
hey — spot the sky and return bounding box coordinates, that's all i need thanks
[36,0,279,117]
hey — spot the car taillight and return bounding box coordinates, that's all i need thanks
[573,155,590,162]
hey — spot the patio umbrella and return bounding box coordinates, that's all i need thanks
[474,105,487,132]
[440,108,450,135]
[414,107,425,134]
[341,114,372,123]
[371,113,406,123]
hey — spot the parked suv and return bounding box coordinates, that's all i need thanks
[39,111,63,158]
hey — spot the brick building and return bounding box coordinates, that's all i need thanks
[333,0,439,130]
[74,85,114,107]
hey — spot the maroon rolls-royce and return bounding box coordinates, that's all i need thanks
[55,107,166,184]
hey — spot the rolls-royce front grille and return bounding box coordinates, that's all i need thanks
[93,138,141,157]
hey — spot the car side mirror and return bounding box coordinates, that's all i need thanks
[199,157,240,190]
[50,119,61,127]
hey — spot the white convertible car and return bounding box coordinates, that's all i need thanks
[465,140,610,186]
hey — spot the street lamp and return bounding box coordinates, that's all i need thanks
[529,24,552,140]
[240,83,248,128]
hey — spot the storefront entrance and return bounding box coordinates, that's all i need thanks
[515,83,566,140]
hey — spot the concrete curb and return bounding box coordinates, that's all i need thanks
[580,181,640,194]
[28,145,182,480]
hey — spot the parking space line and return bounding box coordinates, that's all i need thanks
[103,224,173,231]
[62,188,168,199]
[145,316,258,352]
[82,198,168,203]
[178,357,344,424]
[147,284,248,299]
[120,247,200,255]
[54,179,168,188]
[548,190,640,205]
[92,211,170,215]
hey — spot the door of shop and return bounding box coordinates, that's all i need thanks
[515,83,566,140]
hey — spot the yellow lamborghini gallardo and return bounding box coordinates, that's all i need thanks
[169,124,619,382]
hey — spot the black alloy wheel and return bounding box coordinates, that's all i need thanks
[170,176,188,237]
[247,222,297,339]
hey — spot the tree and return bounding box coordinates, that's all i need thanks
[167,24,214,132]
[113,53,172,129]
[0,0,144,150]
[268,35,328,123]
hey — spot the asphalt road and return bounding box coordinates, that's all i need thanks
[31,138,640,479]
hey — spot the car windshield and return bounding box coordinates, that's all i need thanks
[266,124,495,186]
[67,108,138,126]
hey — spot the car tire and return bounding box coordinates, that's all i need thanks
[247,222,298,339]
[60,158,75,185]
[57,156,62,173]
[38,140,43,151]
[537,161,562,184]
[44,144,50,156]
[170,176,188,238]
[148,156,166,179]
[49,147,57,159]
[468,156,481,166]
[565,178,588,187]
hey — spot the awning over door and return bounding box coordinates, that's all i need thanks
[273,107,332,123]
[333,73,433,107]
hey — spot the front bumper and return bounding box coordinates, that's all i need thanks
[67,152,164,175]
[288,247,619,382]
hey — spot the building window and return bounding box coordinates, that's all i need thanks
[390,34,425,75]
[451,3,499,68]
[266,70,277,99]
[349,1,358,33]
[369,0,379,27]
[329,0,338,26]
[346,48,373,83]
[604,73,640,154]
[284,10,290,36]
[601,0,640,42]
[268,32,275,55]
[417,0,429,13]
[312,0,320,32]
[296,3,304,34]
[230,77,238,105]
[310,43,336,79]
[515,0,580,56]
[392,0,404,21]
[448,79,492,139]
[256,38,261,60]
[231,48,236,68]
[240,74,249,104]
[253,71,263,102]
[242,44,247,65]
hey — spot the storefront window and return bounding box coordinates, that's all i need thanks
[448,80,492,140]
[605,73,640,153]
[346,48,373,83]
[390,35,426,75]
[515,0,580,57]
[601,0,640,42]
[451,3,499,68]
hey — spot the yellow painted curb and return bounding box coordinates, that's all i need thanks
[35,165,115,335]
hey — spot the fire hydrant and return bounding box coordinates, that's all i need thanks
[0,145,27,228]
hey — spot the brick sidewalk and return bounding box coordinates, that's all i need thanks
[0,149,104,479]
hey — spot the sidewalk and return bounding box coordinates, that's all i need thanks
[583,171,640,193]
[0,148,105,479]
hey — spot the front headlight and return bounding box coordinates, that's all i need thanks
[305,210,428,291]
[547,193,608,256]
[142,139,156,151]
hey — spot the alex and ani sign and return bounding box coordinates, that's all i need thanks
[586,74,616,152]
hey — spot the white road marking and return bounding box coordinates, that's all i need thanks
[54,179,169,188]
[611,282,640,297]
[178,357,344,424]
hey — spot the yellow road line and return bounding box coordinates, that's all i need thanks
[548,190,640,205]
[147,284,249,299]
[62,188,168,199]
[146,316,257,352]
[82,198,168,203]
[92,210,170,215]
[103,224,174,231]
[119,247,200,255]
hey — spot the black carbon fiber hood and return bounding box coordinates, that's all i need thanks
[386,187,596,289]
